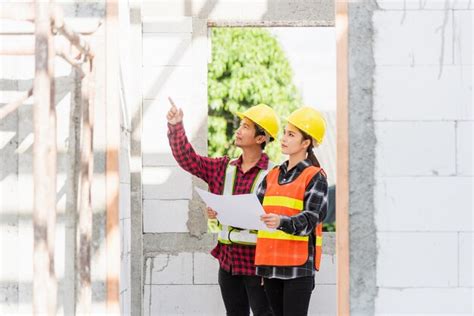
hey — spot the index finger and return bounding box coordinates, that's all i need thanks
[168,96,177,109]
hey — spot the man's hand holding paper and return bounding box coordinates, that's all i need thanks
[195,187,274,231]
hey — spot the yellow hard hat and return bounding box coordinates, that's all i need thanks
[236,104,280,139]
[287,106,326,145]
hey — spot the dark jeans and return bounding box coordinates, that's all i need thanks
[218,268,273,316]
[263,276,315,316]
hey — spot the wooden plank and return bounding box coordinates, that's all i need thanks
[336,1,350,315]
[76,58,94,315]
[105,0,120,314]
[32,1,57,315]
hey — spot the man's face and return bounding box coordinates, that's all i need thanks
[234,117,261,148]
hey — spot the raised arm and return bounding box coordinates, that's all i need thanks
[166,97,228,184]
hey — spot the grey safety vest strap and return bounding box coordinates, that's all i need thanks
[207,159,275,245]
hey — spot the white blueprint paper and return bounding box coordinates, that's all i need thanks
[195,187,273,231]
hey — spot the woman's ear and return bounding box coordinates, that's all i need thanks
[302,138,311,150]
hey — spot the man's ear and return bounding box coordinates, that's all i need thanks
[255,135,266,145]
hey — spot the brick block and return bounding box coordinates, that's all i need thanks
[143,199,189,233]
[375,177,473,231]
[142,166,192,200]
[143,33,192,66]
[454,10,473,65]
[142,98,206,167]
[457,121,473,176]
[374,65,472,120]
[119,147,131,184]
[373,10,453,65]
[119,183,131,220]
[376,0,473,10]
[308,284,337,315]
[144,284,225,315]
[459,232,473,287]
[145,253,193,285]
[375,122,456,176]
[142,66,192,100]
[193,252,219,284]
[377,232,458,287]
[315,255,337,285]
[375,288,473,314]
[143,17,192,33]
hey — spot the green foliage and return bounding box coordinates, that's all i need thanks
[323,222,336,232]
[208,28,301,161]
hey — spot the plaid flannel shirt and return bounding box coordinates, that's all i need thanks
[168,122,270,275]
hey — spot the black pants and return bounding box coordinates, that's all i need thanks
[263,276,315,316]
[218,268,273,316]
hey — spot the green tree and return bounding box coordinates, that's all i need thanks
[208,28,301,162]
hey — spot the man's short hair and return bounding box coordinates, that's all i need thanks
[254,124,274,150]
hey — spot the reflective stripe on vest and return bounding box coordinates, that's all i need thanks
[255,166,325,271]
[207,159,274,245]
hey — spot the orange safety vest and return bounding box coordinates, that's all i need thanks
[255,166,325,271]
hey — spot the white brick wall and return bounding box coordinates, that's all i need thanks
[142,33,193,66]
[374,66,472,121]
[459,232,473,287]
[193,252,219,285]
[457,121,473,175]
[373,10,453,66]
[377,232,458,287]
[374,5,473,315]
[375,121,456,176]
[143,200,189,233]
[375,288,473,315]
[454,10,473,65]
[375,177,473,231]
[376,0,473,10]
[142,166,193,200]
[143,251,337,315]
[145,253,194,285]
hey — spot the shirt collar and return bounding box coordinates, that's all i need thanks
[230,153,270,170]
[280,158,312,173]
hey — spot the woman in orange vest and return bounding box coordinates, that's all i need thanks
[254,107,328,316]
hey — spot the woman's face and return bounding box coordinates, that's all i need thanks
[280,123,310,155]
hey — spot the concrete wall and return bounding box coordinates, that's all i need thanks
[349,0,472,314]
[138,1,336,315]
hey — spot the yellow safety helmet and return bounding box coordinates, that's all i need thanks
[236,104,280,139]
[287,106,326,145]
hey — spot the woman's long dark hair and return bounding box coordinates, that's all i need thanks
[301,130,321,167]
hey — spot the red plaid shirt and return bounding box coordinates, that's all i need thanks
[168,122,270,275]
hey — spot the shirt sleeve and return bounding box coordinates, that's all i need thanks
[278,172,328,236]
[255,176,267,204]
[167,122,228,184]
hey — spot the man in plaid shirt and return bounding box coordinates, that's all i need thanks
[167,98,278,316]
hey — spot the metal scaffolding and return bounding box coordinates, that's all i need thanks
[0,1,116,314]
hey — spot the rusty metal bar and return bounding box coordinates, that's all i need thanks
[0,88,32,120]
[33,0,57,315]
[55,46,86,78]
[105,0,120,313]
[1,5,94,60]
[76,57,94,314]
[52,7,94,60]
